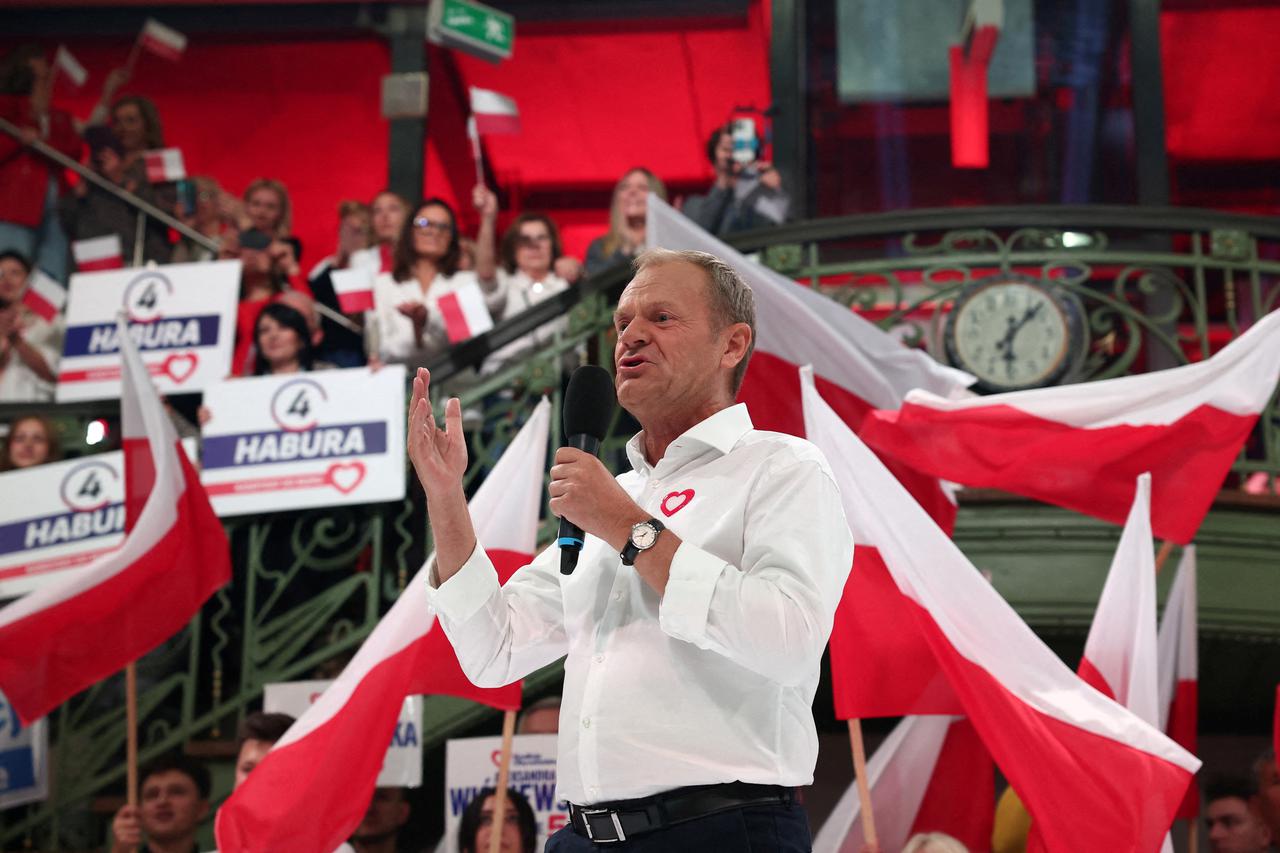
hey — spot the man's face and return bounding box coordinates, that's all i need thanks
[0,257,29,304]
[613,261,731,419]
[234,738,272,789]
[1256,759,1280,837]
[139,769,208,843]
[1206,796,1272,853]
[518,707,559,735]
[352,787,410,842]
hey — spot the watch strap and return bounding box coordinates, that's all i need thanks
[621,517,665,566]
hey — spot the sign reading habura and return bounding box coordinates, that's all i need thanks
[56,260,240,402]
[199,366,407,517]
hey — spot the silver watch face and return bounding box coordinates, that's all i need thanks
[631,522,659,550]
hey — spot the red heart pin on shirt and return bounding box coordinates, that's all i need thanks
[661,489,694,517]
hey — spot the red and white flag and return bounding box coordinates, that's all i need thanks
[0,316,229,725]
[72,235,124,272]
[215,398,550,853]
[800,366,1199,853]
[139,18,187,62]
[21,270,66,322]
[1157,546,1199,820]
[469,87,520,135]
[330,267,376,314]
[143,148,185,183]
[647,196,974,530]
[813,716,994,853]
[53,45,88,87]
[860,308,1280,544]
[437,281,494,344]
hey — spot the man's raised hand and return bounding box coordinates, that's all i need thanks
[407,367,468,500]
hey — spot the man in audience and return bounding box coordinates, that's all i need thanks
[682,122,789,236]
[110,753,210,853]
[516,695,561,735]
[233,711,295,788]
[1254,748,1280,842]
[349,787,411,853]
[0,249,60,401]
[1205,776,1272,853]
[307,199,371,367]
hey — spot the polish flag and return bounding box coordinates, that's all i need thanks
[215,399,550,853]
[143,148,186,183]
[0,317,230,724]
[330,267,376,314]
[72,235,124,272]
[800,366,1199,853]
[860,309,1280,544]
[646,196,974,530]
[813,716,994,853]
[1157,547,1199,820]
[469,87,520,135]
[139,19,187,62]
[437,281,494,344]
[21,270,66,322]
[53,45,88,87]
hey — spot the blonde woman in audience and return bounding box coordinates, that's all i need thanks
[583,167,667,276]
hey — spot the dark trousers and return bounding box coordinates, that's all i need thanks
[544,800,812,852]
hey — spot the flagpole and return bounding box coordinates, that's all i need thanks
[487,708,517,853]
[1188,821,1199,853]
[468,118,485,187]
[126,661,139,809]
[1154,540,1175,575]
[847,718,879,847]
[124,37,143,78]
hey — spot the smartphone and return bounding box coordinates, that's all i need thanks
[176,179,197,218]
[730,118,758,166]
[238,229,271,251]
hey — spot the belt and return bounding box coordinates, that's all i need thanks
[568,782,794,844]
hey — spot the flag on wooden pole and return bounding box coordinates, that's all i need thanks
[21,270,67,322]
[1157,546,1199,820]
[469,87,520,135]
[143,148,186,183]
[72,235,124,272]
[139,19,187,62]
[53,45,88,87]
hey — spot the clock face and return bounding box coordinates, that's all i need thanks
[946,280,1076,391]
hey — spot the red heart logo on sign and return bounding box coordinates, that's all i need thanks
[660,489,694,517]
[163,353,199,383]
[326,462,366,495]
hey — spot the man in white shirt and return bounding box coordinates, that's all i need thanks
[410,248,853,851]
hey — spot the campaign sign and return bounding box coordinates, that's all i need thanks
[444,734,564,852]
[56,260,240,402]
[0,439,196,600]
[0,688,48,809]
[263,680,422,787]
[199,366,406,517]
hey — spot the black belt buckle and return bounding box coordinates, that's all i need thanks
[580,807,627,843]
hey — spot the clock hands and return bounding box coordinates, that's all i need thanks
[995,303,1043,378]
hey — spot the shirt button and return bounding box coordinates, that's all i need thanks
[612,591,623,601]
[593,654,605,664]
[582,717,591,729]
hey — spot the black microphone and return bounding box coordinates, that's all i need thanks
[558,365,616,575]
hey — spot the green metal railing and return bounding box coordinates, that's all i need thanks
[3,205,1278,848]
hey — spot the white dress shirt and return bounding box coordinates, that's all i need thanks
[425,403,854,804]
[366,270,505,365]
[0,308,63,402]
[481,268,572,375]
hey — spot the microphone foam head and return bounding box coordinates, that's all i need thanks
[563,365,616,440]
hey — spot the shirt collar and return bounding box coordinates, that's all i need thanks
[625,403,753,476]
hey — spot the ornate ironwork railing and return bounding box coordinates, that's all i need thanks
[3,205,1279,848]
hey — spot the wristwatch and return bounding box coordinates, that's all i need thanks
[620,518,665,566]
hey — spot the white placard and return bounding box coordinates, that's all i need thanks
[444,734,565,852]
[0,440,198,599]
[56,261,241,402]
[263,679,422,787]
[199,366,406,517]
[0,689,48,809]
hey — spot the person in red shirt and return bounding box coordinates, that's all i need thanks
[0,45,82,283]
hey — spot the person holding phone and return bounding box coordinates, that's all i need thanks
[683,120,790,237]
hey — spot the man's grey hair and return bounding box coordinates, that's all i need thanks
[632,248,756,393]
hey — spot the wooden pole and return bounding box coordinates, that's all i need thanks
[1154,540,1175,575]
[1187,819,1199,853]
[847,718,878,848]
[487,709,517,853]
[125,661,139,809]
[124,39,143,78]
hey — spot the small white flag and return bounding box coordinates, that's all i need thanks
[53,45,88,87]
[436,282,494,344]
[21,271,67,322]
[330,268,376,314]
[468,87,520,135]
[139,18,187,62]
[143,148,186,183]
[72,235,124,272]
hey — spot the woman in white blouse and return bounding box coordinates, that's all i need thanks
[367,196,503,366]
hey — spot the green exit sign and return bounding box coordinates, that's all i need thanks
[428,0,514,63]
